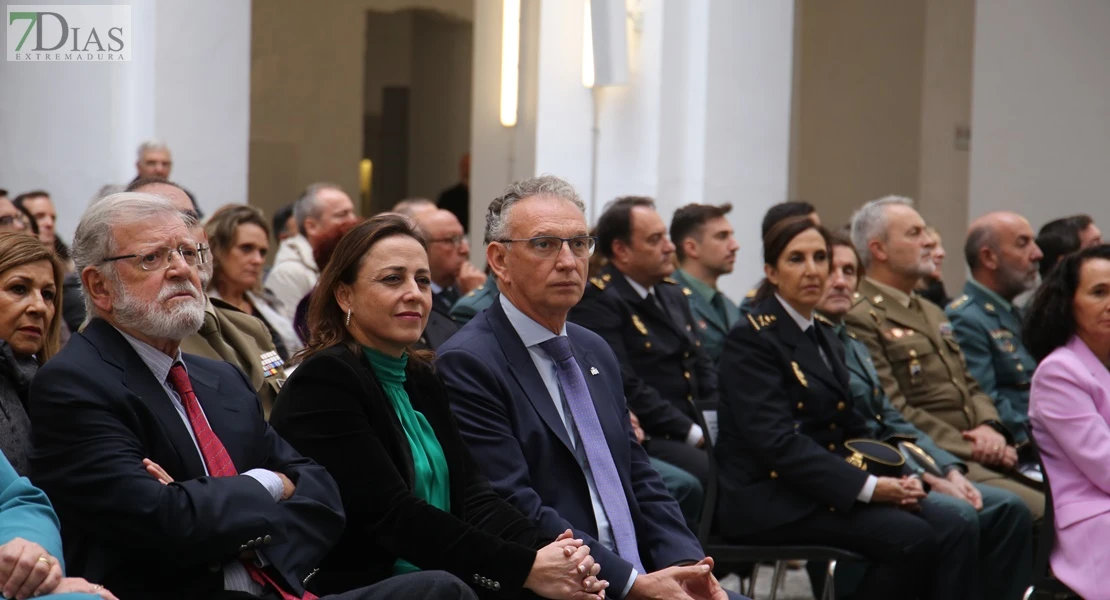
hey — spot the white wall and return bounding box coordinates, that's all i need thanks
[969,0,1110,230]
[0,0,249,240]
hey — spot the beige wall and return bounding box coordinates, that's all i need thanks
[249,0,473,222]
[791,0,974,288]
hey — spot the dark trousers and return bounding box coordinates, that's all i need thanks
[736,504,940,600]
[247,571,479,600]
[643,438,709,486]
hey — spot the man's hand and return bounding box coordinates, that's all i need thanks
[0,538,62,600]
[629,412,646,445]
[275,472,295,500]
[947,469,983,510]
[871,476,926,509]
[627,562,714,600]
[457,262,486,294]
[680,558,729,600]
[1001,446,1018,469]
[962,425,1007,466]
[143,458,174,484]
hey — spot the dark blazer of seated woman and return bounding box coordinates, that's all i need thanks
[267,215,603,600]
[270,343,547,596]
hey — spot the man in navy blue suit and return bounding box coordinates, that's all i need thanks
[437,176,744,600]
[29,193,476,600]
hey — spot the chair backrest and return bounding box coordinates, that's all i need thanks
[1027,430,1057,585]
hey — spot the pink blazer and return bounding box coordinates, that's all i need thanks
[1030,335,1110,600]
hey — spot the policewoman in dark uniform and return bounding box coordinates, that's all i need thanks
[715,216,953,600]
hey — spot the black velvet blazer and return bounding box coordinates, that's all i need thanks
[270,344,545,597]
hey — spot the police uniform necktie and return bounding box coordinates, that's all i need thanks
[166,364,317,600]
[538,336,646,572]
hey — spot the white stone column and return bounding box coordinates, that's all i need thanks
[0,0,250,240]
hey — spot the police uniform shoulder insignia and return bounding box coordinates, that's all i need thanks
[632,314,649,336]
[745,288,757,299]
[589,277,606,290]
[601,273,612,282]
[947,294,969,310]
[662,277,678,285]
[984,302,996,313]
[746,313,761,331]
[260,351,284,378]
[814,313,834,326]
[791,361,809,387]
[682,287,693,297]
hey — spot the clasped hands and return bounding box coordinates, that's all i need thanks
[526,529,608,600]
[0,538,117,600]
[962,425,1017,469]
[872,475,927,510]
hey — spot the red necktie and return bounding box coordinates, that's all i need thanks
[167,364,317,600]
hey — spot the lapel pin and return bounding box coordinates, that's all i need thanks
[590,367,600,376]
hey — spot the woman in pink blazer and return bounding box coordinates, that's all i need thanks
[1027,244,1110,600]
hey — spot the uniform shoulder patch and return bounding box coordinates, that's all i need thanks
[815,313,834,326]
[682,287,693,297]
[946,294,969,311]
[601,273,612,282]
[747,312,777,331]
[662,276,678,285]
[589,277,606,290]
[745,288,757,299]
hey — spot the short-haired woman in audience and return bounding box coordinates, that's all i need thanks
[715,217,951,600]
[204,204,302,360]
[1026,244,1110,600]
[0,232,64,475]
[270,215,607,599]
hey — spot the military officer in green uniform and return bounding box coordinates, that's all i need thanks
[844,196,1044,519]
[669,203,741,363]
[819,233,1032,600]
[449,273,498,325]
[946,212,1043,445]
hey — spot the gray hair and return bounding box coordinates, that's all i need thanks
[485,175,585,245]
[850,195,915,268]
[73,192,196,317]
[292,182,344,235]
[136,140,170,160]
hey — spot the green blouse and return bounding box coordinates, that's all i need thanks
[363,347,451,575]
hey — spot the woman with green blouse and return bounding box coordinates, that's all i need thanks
[270,215,608,599]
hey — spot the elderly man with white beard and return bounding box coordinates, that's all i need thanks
[27,193,480,600]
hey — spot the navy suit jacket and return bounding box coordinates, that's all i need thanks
[436,300,703,597]
[29,319,345,600]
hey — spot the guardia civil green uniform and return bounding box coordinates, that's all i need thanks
[828,316,1033,600]
[672,269,740,364]
[180,296,287,419]
[843,278,1044,519]
[945,280,1036,444]
[448,274,498,326]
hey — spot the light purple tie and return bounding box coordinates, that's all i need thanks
[540,335,645,572]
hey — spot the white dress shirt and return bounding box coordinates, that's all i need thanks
[120,329,283,595]
[622,275,704,446]
[772,295,877,503]
[499,295,639,594]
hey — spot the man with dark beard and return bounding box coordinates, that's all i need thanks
[946,212,1043,446]
[28,193,479,600]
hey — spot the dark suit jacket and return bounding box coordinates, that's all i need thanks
[715,296,871,538]
[436,300,703,597]
[28,319,345,600]
[418,301,460,351]
[568,265,717,441]
[269,344,543,597]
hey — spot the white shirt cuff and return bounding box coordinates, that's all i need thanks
[686,424,704,447]
[244,469,284,502]
[621,569,637,598]
[856,475,878,503]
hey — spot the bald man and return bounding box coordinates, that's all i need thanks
[946,212,1043,446]
[413,209,484,312]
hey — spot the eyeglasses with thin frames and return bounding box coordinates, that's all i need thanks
[496,235,597,259]
[101,244,202,271]
[429,235,467,248]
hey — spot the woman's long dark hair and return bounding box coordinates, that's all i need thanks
[1024,244,1110,362]
[297,214,431,363]
[753,216,833,304]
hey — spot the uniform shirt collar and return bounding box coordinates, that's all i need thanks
[500,294,567,347]
[775,293,815,332]
[677,268,717,304]
[623,274,654,300]
[430,281,444,295]
[867,277,913,308]
[968,278,1013,312]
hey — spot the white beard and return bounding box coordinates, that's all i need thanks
[114,279,206,341]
